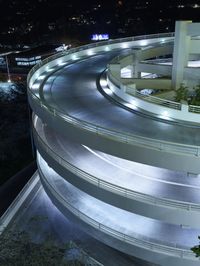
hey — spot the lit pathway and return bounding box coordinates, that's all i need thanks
[39,156,200,250]
[35,116,200,204]
[11,174,149,266]
[36,51,200,146]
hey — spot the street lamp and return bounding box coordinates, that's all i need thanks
[5,55,11,82]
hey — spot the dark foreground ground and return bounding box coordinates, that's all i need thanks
[0,83,156,266]
[0,82,34,186]
[4,177,155,266]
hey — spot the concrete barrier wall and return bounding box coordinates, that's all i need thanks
[107,68,200,124]
[29,36,174,88]
[0,172,40,235]
[29,95,200,173]
[190,40,200,54]
[121,77,172,89]
[38,165,200,266]
[137,62,172,76]
[137,45,173,60]
[34,128,200,228]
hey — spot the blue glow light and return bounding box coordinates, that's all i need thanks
[91,34,109,41]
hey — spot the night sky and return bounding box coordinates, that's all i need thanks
[0,0,199,45]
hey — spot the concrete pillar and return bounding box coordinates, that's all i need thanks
[172,21,192,89]
[133,54,141,78]
[109,63,121,77]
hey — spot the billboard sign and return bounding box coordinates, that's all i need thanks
[91,34,109,41]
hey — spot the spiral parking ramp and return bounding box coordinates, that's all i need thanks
[28,34,200,266]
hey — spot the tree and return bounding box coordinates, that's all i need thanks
[189,85,200,106]
[191,236,200,257]
[195,84,200,101]
[175,83,188,102]
[0,228,83,266]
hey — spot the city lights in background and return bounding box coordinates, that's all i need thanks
[91,34,109,41]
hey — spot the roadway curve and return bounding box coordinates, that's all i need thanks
[40,52,200,145]
[33,114,200,228]
[28,37,200,266]
[29,49,200,173]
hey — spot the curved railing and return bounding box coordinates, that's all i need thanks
[107,50,200,114]
[34,120,200,212]
[189,105,200,114]
[29,90,200,157]
[107,70,181,110]
[27,32,174,85]
[0,172,40,234]
[38,163,196,259]
[28,32,200,157]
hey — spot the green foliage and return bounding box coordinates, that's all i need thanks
[191,236,200,257]
[175,84,200,106]
[175,83,188,102]
[190,85,200,106]
[195,85,200,101]
[0,229,83,266]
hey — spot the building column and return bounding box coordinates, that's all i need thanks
[172,21,192,90]
[132,54,141,78]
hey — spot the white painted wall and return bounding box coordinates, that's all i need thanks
[107,73,200,124]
